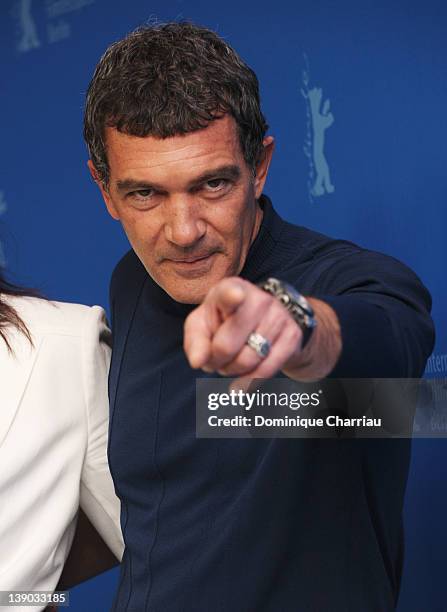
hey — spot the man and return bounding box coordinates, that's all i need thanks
[84,23,434,611]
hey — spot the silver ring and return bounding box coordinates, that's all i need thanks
[246,332,271,359]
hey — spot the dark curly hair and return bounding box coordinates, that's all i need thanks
[0,272,35,351]
[83,22,268,186]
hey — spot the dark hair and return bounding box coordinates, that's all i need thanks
[84,21,268,186]
[0,271,35,351]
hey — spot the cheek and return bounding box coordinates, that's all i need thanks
[211,193,253,239]
[120,212,159,252]
[226,202,256,244]
[209,215,244,255]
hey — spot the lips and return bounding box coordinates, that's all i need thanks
[164,252,218,278]
[167,253,215,263]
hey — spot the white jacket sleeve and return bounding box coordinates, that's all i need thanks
[79,306,124,560]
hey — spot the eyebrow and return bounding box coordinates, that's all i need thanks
[115,164,242,194]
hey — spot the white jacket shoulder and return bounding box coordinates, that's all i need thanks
[4,295,108,339]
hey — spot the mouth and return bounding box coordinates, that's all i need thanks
[168,253,214,264]
[165,252,218,277]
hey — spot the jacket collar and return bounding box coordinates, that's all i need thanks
[0,332,42,448]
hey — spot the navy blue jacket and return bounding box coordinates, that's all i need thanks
[108,196,434,612]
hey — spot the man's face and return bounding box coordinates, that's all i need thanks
[91,115,273,303]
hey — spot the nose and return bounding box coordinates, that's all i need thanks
[164,196,206,247]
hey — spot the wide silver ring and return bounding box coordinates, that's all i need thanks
[246,332,271,359]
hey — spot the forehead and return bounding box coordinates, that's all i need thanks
[104,114,245,180]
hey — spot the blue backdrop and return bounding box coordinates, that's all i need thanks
[1,1,446,610]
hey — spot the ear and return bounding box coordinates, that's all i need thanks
[253,136,275,200]
[87,160,120,221]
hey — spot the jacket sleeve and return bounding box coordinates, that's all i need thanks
[79,306,124,560]
[311,249,435,377]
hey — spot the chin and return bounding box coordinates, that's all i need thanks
[158,278,207,304]
[166,287,205,304]
[175,294,203,305]
[154,260,233,304]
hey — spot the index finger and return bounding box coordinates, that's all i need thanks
[210,278,247,320]
[183,305,213,369]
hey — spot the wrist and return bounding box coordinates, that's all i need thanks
[282,298,342,381]
[257,278,317,350]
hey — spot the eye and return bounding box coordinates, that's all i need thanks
[204,178,229,191]
[130,188,155,200]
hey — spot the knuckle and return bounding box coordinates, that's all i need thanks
[265,295,282,317]
[252,292,272,316]
[220,348,259,377]
[212,335,235,358]
[239,350,259,371]
[287,323,302,346]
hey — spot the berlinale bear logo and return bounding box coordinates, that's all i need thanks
[17,0,40,53]
[302,54,335,201]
